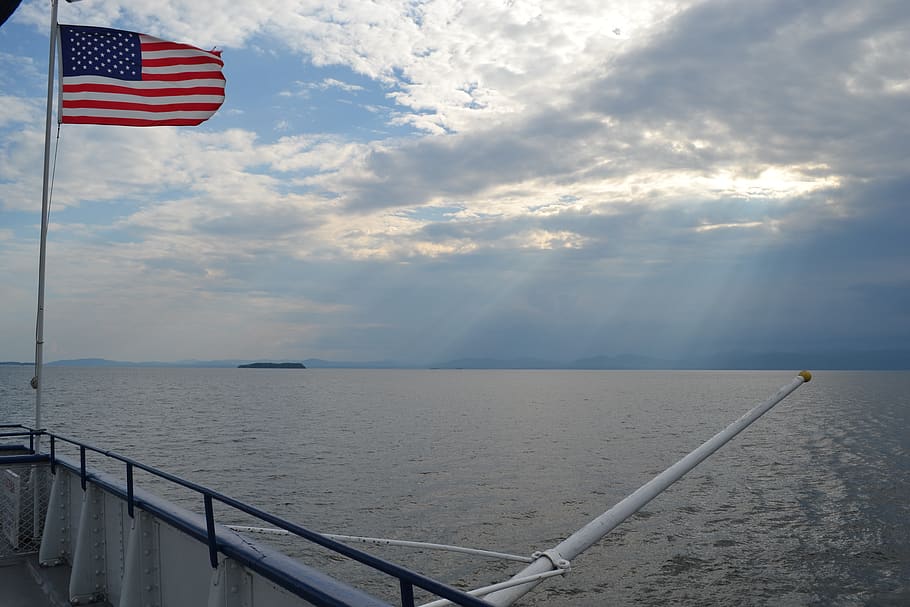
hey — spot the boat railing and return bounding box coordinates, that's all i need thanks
[0,424,39,453]
[0,423,492,607]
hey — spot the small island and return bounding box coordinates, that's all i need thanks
[237,362,306,369]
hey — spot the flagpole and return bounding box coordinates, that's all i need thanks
[33,0,60,445]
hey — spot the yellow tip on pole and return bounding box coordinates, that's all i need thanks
[798,370,812,382]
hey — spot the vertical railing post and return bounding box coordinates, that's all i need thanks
[204,494,218,568]
[29,430,34,453]
[50,435,56,474]
[79,445,86,490]
[400,580,415,607]
[126,462,134,518]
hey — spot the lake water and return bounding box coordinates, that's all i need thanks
[1,367,908,606]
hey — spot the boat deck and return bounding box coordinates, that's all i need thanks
[0,554,78,607]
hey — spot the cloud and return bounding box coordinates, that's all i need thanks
[3,1,909,362]
[317,78,366,92]
[279,78,366,99]
[579,0,910,174]
[38,0,693,133]
[0,95,38,128]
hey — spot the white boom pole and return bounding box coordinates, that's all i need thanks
[33,0,60,441]
[481,371,812,607]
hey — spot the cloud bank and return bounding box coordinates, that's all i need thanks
[1,0,907,363]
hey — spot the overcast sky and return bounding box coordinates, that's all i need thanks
[1,0,908,364]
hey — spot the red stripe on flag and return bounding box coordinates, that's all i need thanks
[61,115,208,127]
[62,99,223,113]
[141,40,211,52]
[141,71,227,82]
[142,55,223,68]
[140,41,224,65]
[62,83,226,97]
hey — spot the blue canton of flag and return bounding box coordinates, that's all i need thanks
[61,26,143,81]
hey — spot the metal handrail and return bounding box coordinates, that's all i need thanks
[3,425,491,607]
[0,425,36,451]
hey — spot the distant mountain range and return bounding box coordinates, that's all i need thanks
[2,350,909,370]
[430,350,910,370]
[27,357,415,369]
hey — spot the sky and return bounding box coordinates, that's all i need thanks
[1,0,909,365]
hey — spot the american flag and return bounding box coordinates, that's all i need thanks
[59,24,225,127]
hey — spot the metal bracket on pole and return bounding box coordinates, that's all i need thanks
[529,549,571,571]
